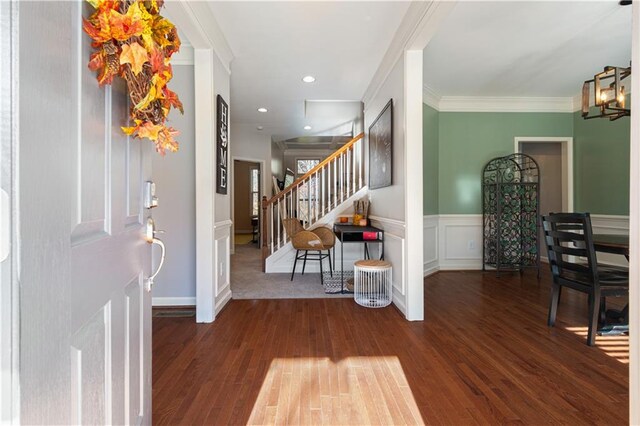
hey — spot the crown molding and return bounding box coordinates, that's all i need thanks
[422,85,440,110]
[164,1,234,74]
[437,96,575,113]
[172,45,194,66]
[362,1,454,110]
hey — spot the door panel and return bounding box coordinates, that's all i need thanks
[72,0,108,244]
[125,276,143,426]
[19,2,153,424]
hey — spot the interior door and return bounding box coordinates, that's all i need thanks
[19,2,153,424]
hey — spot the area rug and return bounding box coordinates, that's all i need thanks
[322,271,354,294]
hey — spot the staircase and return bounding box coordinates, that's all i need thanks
[261,132,366,271]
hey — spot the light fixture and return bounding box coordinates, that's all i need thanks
[303,125,312,130]
[581,64,631,121]
[302,75,316,83]
[257,107,268,113]
[257,125,264,131]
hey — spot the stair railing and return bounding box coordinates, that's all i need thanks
[261,132,365,269]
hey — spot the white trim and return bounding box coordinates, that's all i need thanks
[423,215,439,277]
[363,2,454,111]
[629,3,640,421]
[152,297,196,307]
[438,215,483,271]
[422,84,440,110]
[0,0,18,422]
[515,137,574,213]
[163,1,233,73]
[214,220,233,229]
[215,286,232,313]
[404,50,424,321]
[192,48,215,324]
[438,96,574,113]
[368,215,406,227]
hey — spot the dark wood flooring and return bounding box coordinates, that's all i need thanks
[152,269,629,425]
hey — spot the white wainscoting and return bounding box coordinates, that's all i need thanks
[214,220,232,313]
[369,215,406,314]
[423,215,439,276]
[438,215,483,271]
[423,214,630,274]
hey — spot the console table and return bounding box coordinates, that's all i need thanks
[333,224,385,293]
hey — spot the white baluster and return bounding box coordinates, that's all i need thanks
[276,198,281,249]
[270,203,274,254]
[314,171,319,223]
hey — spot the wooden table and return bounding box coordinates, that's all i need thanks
[593,234,629,258]
[592,234,629,335]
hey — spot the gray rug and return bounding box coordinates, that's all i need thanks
[322,271,354,294]
[231,245,353,299]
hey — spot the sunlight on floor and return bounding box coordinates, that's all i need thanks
[565,326,629,363]
[247,356,424,425]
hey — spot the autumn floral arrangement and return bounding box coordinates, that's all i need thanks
[83,0,183,155]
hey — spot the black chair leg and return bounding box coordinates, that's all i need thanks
[328,250,333,277]
[587,290,601,346]
[548,282,561,327]
[291,249,299,281]
[302,251,308,275]
[319,250,324,285]
[599,297,607,326]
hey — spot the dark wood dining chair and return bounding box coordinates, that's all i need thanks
[542,213,629,346]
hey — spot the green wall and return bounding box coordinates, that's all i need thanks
[438,112,574,214]
[423,104,439,215]
[573,110,630,215]
[422,105,631,216]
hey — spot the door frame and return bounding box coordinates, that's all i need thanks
[230,157,265,255]
[163,1,233,323]
[0,0,18,422]
[514,137,574,212]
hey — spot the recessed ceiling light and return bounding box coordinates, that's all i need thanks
[257,107,268,113]
[302,75,316,83]
[304,125,312,130]
[257,126,264,131]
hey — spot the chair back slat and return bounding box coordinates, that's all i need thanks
[542,212,599,287]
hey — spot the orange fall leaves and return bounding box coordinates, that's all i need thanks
[83,0,183,155]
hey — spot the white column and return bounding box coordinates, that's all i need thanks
[194,48,215,323]
[403,50,424,321]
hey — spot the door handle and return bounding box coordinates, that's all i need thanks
[144,217,166,292]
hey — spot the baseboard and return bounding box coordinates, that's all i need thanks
[215,287,232,313]
[423,265,439,277]
[392,288,406,316]
[152,297,196,307]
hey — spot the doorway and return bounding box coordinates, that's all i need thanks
[515,137,573,260]
[233,160,261,249]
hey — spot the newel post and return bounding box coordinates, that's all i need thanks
[261,196,268,272]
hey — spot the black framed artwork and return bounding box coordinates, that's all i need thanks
[368,99,393,190]
[216,94,229,194]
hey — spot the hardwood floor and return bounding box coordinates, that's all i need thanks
[152,269,629,425]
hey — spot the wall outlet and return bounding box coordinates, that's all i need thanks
[468,240,476,250]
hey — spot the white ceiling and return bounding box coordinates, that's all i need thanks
[423,1,632,98]
[208,1,411,142]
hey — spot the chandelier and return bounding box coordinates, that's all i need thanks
[581,64,631,121]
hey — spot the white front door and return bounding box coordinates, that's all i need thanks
[19,2,153,424]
